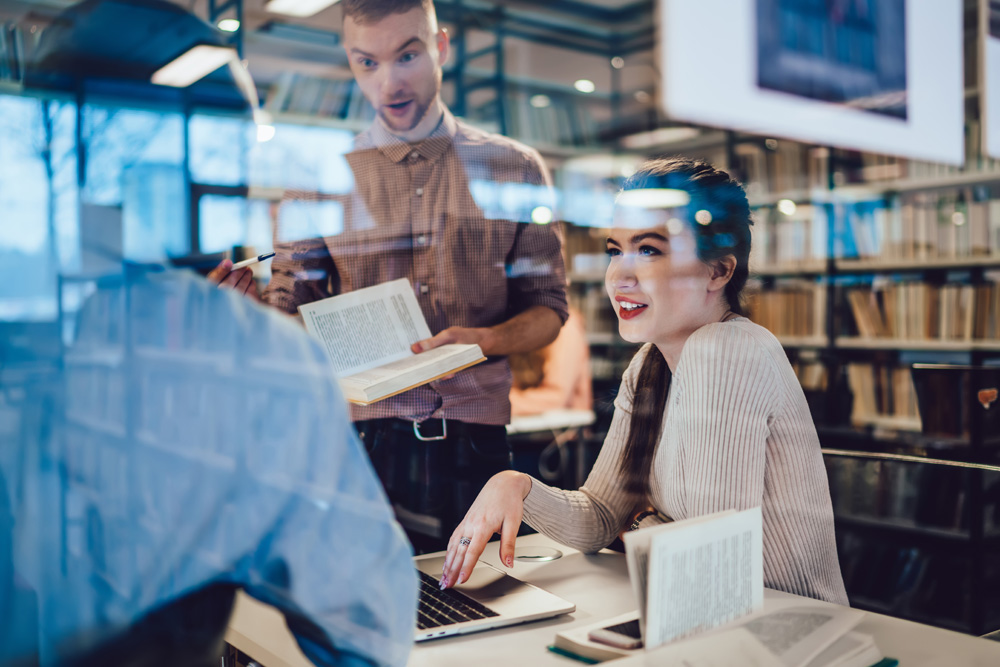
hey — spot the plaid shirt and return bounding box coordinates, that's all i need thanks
[263,109,568,424]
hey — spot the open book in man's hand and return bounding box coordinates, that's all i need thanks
[299,279,485,405]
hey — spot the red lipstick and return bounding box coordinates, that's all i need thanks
[615,296,647,320]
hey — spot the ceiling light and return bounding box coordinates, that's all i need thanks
[694,210,712,225]
[257,124,276,143]
[621,127,700,150]
[611,56,625,69]
[777,199,797,216]
[531,206,553,224]
[530,94,551,109]
[574,79,596,94]
[217,18,241,32]
[253,109,275,143]
[265,0,342,17]
[616,188,691,209]
[151,45,236,87]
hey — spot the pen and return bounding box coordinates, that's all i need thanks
[230,251,275,271]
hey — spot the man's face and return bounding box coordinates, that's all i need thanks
[343,7,448,135]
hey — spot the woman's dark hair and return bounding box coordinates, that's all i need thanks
[617,156,754,499]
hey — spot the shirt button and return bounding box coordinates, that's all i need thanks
[419,284,430,294]
[416,235,427,245]
[409,152,419,162]
[416,187,424,196]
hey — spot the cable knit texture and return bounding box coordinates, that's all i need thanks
[522,318,849,605]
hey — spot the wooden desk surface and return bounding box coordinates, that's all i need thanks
[226,533,1000,666]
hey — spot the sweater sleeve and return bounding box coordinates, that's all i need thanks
[521,345,650,553]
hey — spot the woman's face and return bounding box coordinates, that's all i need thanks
[604,208,715,348]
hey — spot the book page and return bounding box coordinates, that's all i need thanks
[623,509,737,638]
[614,627,782,667]
[644,507,764,650]
[623,528,653,634]
[741,604,865,667]
[298,278,431,377]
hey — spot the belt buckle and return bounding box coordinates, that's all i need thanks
[412,418,447,442]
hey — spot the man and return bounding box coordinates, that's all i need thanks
[1,267,416,666]
[211,0,568,552]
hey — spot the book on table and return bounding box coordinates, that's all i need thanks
[553,507,883,666]
[298,278,486,405]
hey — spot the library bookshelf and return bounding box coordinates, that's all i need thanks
[737,127,1000,634]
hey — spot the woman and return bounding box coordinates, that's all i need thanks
[441,157,848,606]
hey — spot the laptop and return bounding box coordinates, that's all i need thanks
[413,553,576,641]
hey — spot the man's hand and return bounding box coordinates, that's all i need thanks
[207,259,261,302]
[411,326,495,355]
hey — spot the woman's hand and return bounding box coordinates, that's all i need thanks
[440,470,532,589]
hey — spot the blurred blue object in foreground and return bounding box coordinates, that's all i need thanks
[0,266,416,666]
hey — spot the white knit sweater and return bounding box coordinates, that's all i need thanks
[522,318,849,605]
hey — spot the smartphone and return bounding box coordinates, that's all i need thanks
[587,618,643,650]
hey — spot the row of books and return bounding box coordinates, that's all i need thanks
[845,281,1000,341]
[502,91,602,149]
[266,72,375,122]
[734,140,830,195]
[844,362,921,431]
[830,120,1000,186]
[746,282,826,338]
[749,205,828,269]
[736,121,1000,198]
[792,360,827,392]
[847,189,1000,261]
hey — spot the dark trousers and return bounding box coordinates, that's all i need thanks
[355,418,510,554]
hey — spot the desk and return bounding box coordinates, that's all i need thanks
[226,533,1000,667]
[506,409,596,435]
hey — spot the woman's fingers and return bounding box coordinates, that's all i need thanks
[456,531,491,586]
[498,513,521,569]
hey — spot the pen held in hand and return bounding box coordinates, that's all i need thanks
[230,251,275,271]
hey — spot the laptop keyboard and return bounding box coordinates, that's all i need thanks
[417,571,500,630]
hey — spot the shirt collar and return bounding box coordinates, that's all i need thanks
[370,107,457,164]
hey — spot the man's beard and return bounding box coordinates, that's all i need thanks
[380,94,431,133]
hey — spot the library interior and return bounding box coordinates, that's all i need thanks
[2,0,1000,665]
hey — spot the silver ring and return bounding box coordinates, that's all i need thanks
[459,536,471,546]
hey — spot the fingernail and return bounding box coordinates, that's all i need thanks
[439,576,447,590]
[506,556,513,567]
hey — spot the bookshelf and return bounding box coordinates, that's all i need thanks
[732,126,1000,635]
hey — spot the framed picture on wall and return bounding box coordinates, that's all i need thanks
[983,0,1000,159]
[659,0,964,165]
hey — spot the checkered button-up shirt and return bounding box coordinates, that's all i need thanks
[263,109,568,425]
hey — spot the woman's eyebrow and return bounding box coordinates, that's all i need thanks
[629,232,668,244]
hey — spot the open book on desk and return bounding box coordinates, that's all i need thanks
[554,508,880,666]
[298,278,485,405]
